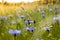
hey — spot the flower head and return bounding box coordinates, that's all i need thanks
[53,17,59,21]
[8,29,21,34]
[25,27,36,32]
[29,27,35,31]
[0,16,7,20]
[20,15,25,19]
[25,27,30,31]
[44,27,51,31]
[8,29,13,34]
[24,20,33,24]
[41,11,45,14]
[13,30,21,34]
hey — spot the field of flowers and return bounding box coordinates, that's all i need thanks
[0,4,60,40]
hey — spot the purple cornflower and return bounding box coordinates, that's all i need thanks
[8,29,21,34]
[24,20,33,25]
[29,27,36,32]
[29,27,35,31]
[44,27,51,32]
[0,16,7,20]
[25,27,36,32]
[8,29,21,40]
[25,27,30,31]
[41,11,45,18]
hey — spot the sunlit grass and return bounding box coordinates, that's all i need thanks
[0,4,60,40]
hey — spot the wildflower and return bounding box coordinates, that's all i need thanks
[44,27,51,32]
[0,16,7,20]
[8,29,21,40]
[41,11,46,18]
[20,15,25,19]
[13,30,21,34]
[8,29,22,34]
[29,27,36,32]
[24,20,33,25]
[37,6,43,11]
[25,27,30,31]
[8,29,14,34]
[25,27,36,32]
[41,11,45,14]
[53,17,59,21]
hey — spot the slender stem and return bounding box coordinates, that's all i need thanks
[14,34,16,40]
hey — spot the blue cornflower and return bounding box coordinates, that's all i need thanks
[8,29,13,34]
[25,27,30,31]
[29,27,36,31]
[25,27,36,32]
[8,29,21,34]
[13,30,21,34]
[24,20,33,25]
[0,16,7,20]
[41,11,45,18]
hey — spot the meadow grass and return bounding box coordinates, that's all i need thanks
[0,4,60,40]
